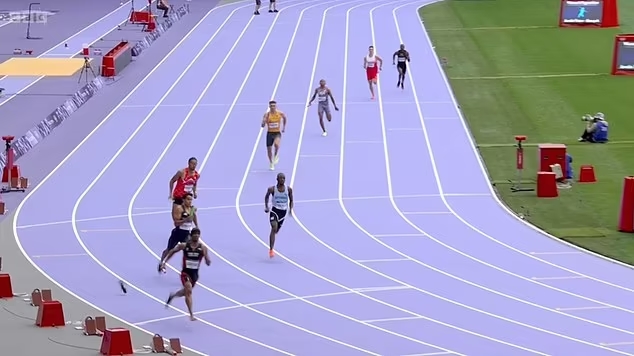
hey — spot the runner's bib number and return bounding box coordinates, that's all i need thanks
[185,260,200,269]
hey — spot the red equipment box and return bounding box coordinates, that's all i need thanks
[538,144,567,173]
[559,0,619,28]
[611,34,634,76]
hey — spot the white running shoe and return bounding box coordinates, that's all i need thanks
[274,155,279,164]
[269,163,275,170]
[322,131,328,137]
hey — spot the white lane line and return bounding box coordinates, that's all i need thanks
[129,0,380,354]
[600,341,634,346]
[531,276,587,281]
[79,228,130,232]
[364,316,423,323]
[374,234,425,238]
[119,100,445,108]
[16,194,458,229]
[134,290,357,326]
[416,0,634,304]
[530,251,583,256]
[11,3,252,356]
[402,211,450,215]
[556,306,613,312]
[31,253,89,258]
[356,259,411,263]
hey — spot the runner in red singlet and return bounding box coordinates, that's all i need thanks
[169,157,200,207]
[363,45,383,100]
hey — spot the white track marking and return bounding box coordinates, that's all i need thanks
[233,0,459,354]
[531,276,587,281]
[134,289,388,325]
[364,316,423,323]
[11,3,252,355]
[374,234,425,238]
[557,306,613,312]
[530,252,584,256]
[414,0,634,295]
[125,1,378,353]
[119,101,442,108]
[356,259,411,263]
[0,1,157,108]
[601,342,634,346]
[17,193,465,229]
[31,253,89,258]
[402,211,450,215]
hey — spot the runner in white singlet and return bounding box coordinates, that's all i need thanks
[264,173,294,258]
[363,45,383,100]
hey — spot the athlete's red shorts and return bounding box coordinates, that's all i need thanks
[180,271,199,287]
[366,67,378,81]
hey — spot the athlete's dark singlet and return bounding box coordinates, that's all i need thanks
[394,49,410,73]
[180,243,204,286]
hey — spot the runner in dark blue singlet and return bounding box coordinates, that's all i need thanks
[162,228,210,321]
[392,44,410,90]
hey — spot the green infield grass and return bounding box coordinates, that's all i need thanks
[419,0,634,264]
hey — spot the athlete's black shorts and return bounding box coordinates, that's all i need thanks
[255,0,261,5]
[397,62,407,74]
[180,269,199,287]
[166,228,190,251]
[269,207,287,231]
[266,132,281,147]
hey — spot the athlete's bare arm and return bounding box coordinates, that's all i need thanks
[392,51,398,65]
[172,205,189,227]
[202,246,211,266]
[281,112,287,132]
[376,55,384,70]
[308,88,319,106]
[288,186,294,216]
[169,169,183,197]
[327,88,339,109]
[264,186,274,212]
[192,176,198,199]
[363,56,368,69]
[192,207,199,229]
[261,112,268,128]
[163,243,186,265]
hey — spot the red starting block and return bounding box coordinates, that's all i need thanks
[0,273,13,298]
[84,316,107,336]
[100,328,133,355]
[36,301,65,327]
[31,288,53,307]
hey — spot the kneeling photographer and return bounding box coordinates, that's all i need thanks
[578,112,609,143]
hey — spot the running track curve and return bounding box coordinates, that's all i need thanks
[14,0,634,355]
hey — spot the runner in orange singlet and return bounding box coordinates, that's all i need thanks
[261,100,287,170]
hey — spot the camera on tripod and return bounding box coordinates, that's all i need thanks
[581,114,594,122]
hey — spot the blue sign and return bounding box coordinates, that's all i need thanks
[616,40,634,71]
[561,0,603,25]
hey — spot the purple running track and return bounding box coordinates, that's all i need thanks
[13,0,634,355]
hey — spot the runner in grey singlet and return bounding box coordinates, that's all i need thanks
[316,88,331,116]
[308,79,339,137]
